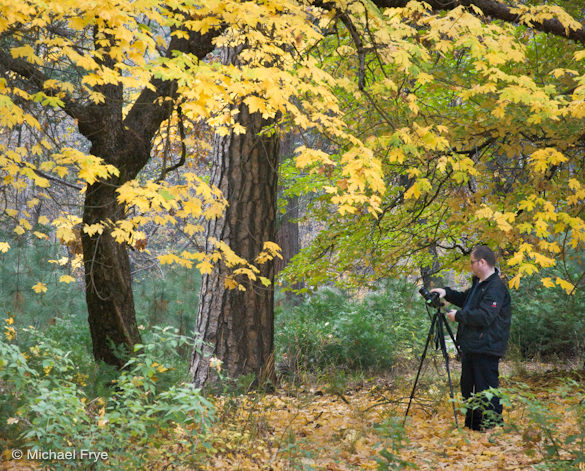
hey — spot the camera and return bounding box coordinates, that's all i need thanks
[419,287,442,309]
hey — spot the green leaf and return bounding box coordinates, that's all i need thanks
[158,189,175,201]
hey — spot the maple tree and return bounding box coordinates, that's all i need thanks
[0,0,224,366]
[282,1,585,297]
[2,0,585,384]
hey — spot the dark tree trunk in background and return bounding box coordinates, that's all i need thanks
[420,243,442,289]
[274,132,300,276]
[274,195,300,275]
[274,132,303,303]
[191,48,280,386]
[74,32,217,367]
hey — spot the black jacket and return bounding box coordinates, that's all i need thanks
[444,270,512,357]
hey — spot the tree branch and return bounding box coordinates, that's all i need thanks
[337,12,367,90]
[157,105,187,182]
[124,29,220,145]
[0,50,90,123]
[316,0,585,44]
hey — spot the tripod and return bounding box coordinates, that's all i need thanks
[404,304,461,427]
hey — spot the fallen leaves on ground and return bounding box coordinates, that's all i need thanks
[190,365,585,470]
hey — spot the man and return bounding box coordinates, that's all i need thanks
[431,245,512,431]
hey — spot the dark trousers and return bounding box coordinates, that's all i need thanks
[460,352,503,430]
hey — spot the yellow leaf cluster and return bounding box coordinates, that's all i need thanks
[32,282,47,294]
[529,148,568,174]
[255,241,283,265]
[54,148,120,185]
[59,275,76,284]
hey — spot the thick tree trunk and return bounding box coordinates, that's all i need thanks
[81,181,141,367]
[74,28,216,368]
[190,102,279,388]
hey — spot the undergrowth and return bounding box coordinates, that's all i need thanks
[274,280,430,374]
[0,321,213,470]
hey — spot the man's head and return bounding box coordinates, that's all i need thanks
[470,245,496,279]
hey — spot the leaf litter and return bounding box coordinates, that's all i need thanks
[192,365,585,470]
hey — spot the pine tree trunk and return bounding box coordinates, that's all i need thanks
[190,102,279,388]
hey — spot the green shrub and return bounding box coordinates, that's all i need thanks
[509,264,585,360]
[374,417,416,470]
[0,321,214,470]
[274,280,429,373]
[502,380,585,470]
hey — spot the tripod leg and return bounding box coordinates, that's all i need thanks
[438,314,459,428]
[404,313,437,424]
[443,316,461,357]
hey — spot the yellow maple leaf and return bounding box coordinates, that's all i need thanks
[59,275,76,284]
[243,95,266,114]
[259,276,271,287]
[295,147,334,168]
[83,223,104,236]
[475,206,494,219]
[508,274,521,290]
[159,254,181,265]
[261,241,283,259]
[494,212,514,232]
[181,198,202,217]
[404,184,421,200]
[205,203,225,219]
[27,198,40,208]
[556,277,574,295]
[541,277,555,288]
[224,276,239,290]
[197,260,214,275]
[533,252,555,268]
[32,282,48,293]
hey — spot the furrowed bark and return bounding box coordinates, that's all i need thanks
[190,48,280,386]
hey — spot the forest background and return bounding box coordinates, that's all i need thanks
[1,0,585,469]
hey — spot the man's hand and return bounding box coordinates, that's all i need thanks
[446,309,457,322]
[430,288,446,298]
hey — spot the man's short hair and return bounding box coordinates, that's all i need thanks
[472,245,496,267]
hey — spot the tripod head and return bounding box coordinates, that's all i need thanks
[418,287,442,309]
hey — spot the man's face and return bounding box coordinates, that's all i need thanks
[470,254,484,278]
